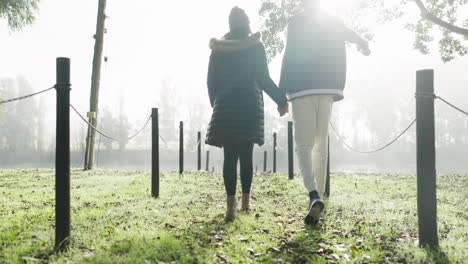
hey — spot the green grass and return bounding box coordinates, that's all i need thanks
[0,169,466,264]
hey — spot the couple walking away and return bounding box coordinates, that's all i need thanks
[205,0,370,225]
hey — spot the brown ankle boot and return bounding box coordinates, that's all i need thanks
[241,193,250,212]
[225,195,237,222]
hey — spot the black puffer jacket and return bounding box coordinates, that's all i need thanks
[205,35,287,148]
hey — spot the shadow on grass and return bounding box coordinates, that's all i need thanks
[425,247,450,264]
[267,226,326,264]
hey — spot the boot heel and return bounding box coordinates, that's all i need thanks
[225,195,237,222]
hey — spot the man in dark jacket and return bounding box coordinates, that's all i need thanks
[279,0,370,225]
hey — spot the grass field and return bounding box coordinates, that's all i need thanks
[0,169,466,263]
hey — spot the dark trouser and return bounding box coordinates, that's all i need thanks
[223,141,254,196]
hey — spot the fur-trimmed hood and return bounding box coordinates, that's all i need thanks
[209,32,262,52]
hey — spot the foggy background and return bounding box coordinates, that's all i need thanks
[1,0,467,174]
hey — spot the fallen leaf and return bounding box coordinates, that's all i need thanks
[317,248,324,256]
[215,253,228,263]
[268,247,281,253]
[350,245,360,253]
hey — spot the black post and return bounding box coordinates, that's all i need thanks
[263,151,267,172]
[179,121,184,175]
[197,131,202,171]
[55,57,71,251]
[273,133,277,173]
[416,69,438,248]
[288,122,294,180]
[151,108,159,198]
[206,150,210,171]
[325,136,331,198]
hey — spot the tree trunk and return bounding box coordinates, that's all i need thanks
[84,0,107,170]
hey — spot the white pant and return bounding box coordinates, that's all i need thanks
[291,95,333,197]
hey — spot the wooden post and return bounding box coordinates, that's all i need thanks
[288,122,294,180]
[273,133,277,173]
[325,136,331,198]
[197,131,202,171]
[84,0,107,170]
[55,57,71,250]
[151,108,159,198]
[179,121,184,175]
[416,69,438,248]
[205,150,210,171]
[263,151,267,172]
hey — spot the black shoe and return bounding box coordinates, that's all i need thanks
[304,190,324,225]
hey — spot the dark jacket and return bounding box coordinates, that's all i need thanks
[279,12,348,101]
[205,36,288,147]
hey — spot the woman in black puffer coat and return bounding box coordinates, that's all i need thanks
[206,7,289,222]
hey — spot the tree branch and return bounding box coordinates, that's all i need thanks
[413,0,468,37]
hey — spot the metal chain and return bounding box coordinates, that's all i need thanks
[436,96,468,116]
[189,138,202,153]
[415,93,467,116]
[414,92,436,99]
[70,104,151,142]
[330,119,416,154]
[275,142,285,150]
[0,86,55,105]
[159,135,168,146]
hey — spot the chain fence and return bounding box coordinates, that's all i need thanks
[328,94,466,154]
[1,85,466,158]
[70,104,151,142]
[0,86,55,105]
[330,119,416,154]
[436,96,468,116]
[189,138,202,153]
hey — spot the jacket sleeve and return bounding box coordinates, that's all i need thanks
[207,52,217,108]
[278,23,291,92]
[255,44,288,108]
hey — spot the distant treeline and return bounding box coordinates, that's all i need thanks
[1,77,467,173]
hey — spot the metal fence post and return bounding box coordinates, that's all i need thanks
[416,69,438,248]
[263,151,267,172]
[325,135,331,198]
[179,121,184,175]
[288,121,294,180]
[152,108,159,198]
[206,150,210,171]
[197,131,201,171]
[55,57,71,251]
[273,132,277,173]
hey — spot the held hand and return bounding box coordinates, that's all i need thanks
[357,41,371,56]
[278,104,289,117]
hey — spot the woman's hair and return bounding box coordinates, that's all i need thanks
[224,6,251,40]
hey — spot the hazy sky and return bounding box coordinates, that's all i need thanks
[0,0,467,146]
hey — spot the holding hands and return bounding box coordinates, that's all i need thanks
[278,104,289,117]
[357,40,371,56]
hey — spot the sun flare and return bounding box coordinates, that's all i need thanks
[321,0,362,14]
